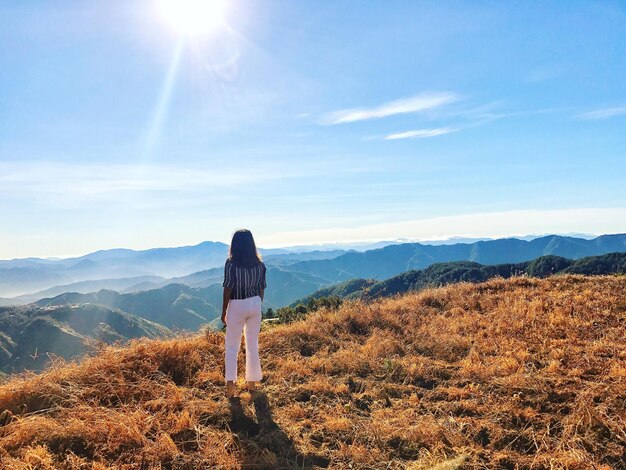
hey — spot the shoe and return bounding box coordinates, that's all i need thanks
[226,381,237,398]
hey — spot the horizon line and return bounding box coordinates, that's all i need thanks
[1,231,616,262]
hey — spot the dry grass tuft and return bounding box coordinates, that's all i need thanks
[0,275,624,468]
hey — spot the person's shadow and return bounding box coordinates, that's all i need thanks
[229,393,329,469]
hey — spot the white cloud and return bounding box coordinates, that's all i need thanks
[0,161,296,208]
[0,162,253,195]
[259,208,626,246]
[321,92,458,125]
[0,157,376,208]
[576,106,626,120]
[384,127,457,140]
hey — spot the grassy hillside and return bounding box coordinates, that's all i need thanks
[0,276,624,468]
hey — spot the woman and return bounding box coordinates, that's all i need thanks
[222,229,267,397]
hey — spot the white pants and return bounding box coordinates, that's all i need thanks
[225,295,263,382]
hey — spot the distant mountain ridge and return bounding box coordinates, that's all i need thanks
[3,233,625,303]
[0,241,230,297]
[282,234,626,283]
[0,242,348,298]
[10,275,167,305]
[294,252,626,305]
[34,284,220,332]
[32,265,335,327]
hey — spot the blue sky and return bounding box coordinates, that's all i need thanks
[1,0,625,258]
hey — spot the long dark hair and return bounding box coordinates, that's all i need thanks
[229,229,263,267]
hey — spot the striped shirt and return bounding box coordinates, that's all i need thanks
[222,259,267,300]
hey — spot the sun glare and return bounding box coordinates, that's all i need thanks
[158,0,227,35]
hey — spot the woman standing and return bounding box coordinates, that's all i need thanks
[222,229,267,397]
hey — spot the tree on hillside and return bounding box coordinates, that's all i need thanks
[276,296,343,324]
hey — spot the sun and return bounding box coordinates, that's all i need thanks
[158,0,227,35]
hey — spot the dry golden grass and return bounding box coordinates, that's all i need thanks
[0,275,624,469]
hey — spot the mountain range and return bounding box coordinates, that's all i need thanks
[292,252,626,305]
[0,242,352,298]
[0,241,229,297]
[0,303,172,374]
[1,234,625,374]
[279,234,626,284]
[31,264,334,330]
[2,233,625,304]
[3,234,624,302]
